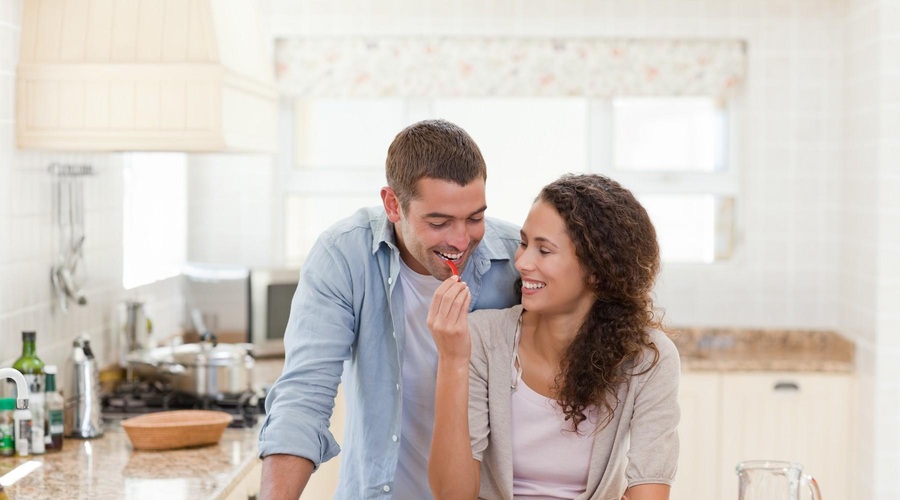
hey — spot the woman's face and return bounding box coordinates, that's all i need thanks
[515,200,596,318]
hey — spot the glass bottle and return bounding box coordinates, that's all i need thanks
[43,366,64,452]
[12,331,45,396]
[13,331,45,454]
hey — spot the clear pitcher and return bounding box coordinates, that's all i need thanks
[736,460,822,500]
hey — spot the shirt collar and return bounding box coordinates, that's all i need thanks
[371,210,397,255]
[477,219,515,262]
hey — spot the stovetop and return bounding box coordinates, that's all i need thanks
[102,380,265,429]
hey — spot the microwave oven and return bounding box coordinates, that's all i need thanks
[250,268,300,354]
[182,264,298,354]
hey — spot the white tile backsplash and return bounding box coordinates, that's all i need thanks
[880,0,900,34]
[841,0,899,494]
[0,3,184,392]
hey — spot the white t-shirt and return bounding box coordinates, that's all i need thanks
[391,260,442,499]
[511,376,599,499]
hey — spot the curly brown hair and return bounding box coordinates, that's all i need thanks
[537,174,664,433]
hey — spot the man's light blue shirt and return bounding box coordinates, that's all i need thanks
[258,207,521,499]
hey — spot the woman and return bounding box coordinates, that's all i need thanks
[427,174,679,500]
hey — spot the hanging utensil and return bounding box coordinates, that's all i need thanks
[48,164,93,313]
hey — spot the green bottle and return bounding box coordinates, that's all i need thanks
[13,331,45,454]
[12,331,45,399]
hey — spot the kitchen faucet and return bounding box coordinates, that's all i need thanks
[0,368,30,409]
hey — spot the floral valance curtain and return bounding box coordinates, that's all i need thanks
[275,38,746,100]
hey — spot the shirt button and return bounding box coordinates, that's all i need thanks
[383,485,391,493]
[392,331,396,338]
[395,383,400,391]
[392,434,398,442]
[388,277,393,285]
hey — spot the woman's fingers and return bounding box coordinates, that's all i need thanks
[427,277,472,359]
[428,276,461,320]
[448,283,471,324]
[439,281,469,323]
[430,278,469,324]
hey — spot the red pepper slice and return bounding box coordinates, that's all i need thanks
[445,259,458,276]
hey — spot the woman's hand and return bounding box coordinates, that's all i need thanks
[427,276,480,500]
[427,276,472,364]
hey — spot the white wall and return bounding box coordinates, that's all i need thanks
[182,1,279,270]
[187,154,276,268]
[0,1,183,386]
[841,0,900,496]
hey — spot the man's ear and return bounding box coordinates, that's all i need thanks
[381,187,402,223]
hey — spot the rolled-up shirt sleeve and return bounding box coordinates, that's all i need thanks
[626,333,681,487]
[258,235,356,467]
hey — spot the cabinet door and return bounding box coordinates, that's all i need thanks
[671,372,721,500]
[225,459,262,500]
[719,372,853,500]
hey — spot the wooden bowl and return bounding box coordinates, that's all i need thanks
[121,410,232,451]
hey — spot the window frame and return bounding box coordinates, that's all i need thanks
[589,97,741,264]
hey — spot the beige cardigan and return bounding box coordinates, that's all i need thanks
[466,306,680,500]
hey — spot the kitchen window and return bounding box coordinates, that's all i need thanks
[601,97,737,263]
[122,152,188,289]
[279,96,737,265]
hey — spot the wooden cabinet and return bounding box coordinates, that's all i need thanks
[225,459,262,500]
[672,371,853,500]
[16,0,277,152]
[671,372,721,500]
[719,372,853,499]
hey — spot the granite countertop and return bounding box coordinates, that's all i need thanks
[0,423,261,500]
[671,327,855,372]
[0,357,291,500]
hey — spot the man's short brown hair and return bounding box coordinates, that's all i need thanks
[385,119,487,210]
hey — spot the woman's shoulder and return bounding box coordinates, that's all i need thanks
[469,305,523,350]
[636,329,681,375]
[648,329,679,357]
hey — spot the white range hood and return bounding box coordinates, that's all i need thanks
[16,0,278,153]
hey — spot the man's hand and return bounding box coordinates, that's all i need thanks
[427,276,472,364]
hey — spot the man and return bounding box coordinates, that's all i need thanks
[258,119,521,499]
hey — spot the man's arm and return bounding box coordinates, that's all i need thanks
[260,455,315,500]
[258,236,358,497]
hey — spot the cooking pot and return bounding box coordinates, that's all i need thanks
[127,342,255,398]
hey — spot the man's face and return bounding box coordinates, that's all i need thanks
[382,177,487,281]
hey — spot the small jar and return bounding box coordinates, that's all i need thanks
[0,398,14,456]
[13,406,32,457]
